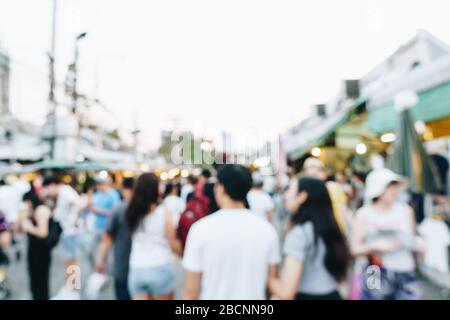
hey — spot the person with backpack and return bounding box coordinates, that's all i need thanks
[21,183,55,300]
[176,181,211,252]
[183,164,281,300]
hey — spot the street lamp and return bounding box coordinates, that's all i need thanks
[72,32,88,113]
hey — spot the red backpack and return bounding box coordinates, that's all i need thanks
[176,185,210,250]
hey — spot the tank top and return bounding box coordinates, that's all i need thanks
[28,216,52,258]
[129,205,173,268]
[360,203,416,272]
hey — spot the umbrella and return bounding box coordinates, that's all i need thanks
[387,91,442,194]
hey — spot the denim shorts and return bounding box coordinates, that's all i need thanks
[59,234,81,261]
[361,266,422,300]
[128,264,174,297]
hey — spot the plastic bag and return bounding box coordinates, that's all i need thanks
[85,272,109,300]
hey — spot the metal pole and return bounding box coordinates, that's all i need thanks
[72,43,78,114]
[72,32,87,114]
[48,0,57,160]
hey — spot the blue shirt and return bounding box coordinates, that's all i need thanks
[92,189,121,232]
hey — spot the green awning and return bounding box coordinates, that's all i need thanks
[388,109,442,194]
[368,80,450,133]
[288,97,368,160]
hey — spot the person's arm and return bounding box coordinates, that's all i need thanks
[89,197,117,217]
[22,206,51,239]
[407,206,425,255]
[90,206,114,217]
[0,232,12,247]
[269,257,303,300]
[96,233,113,273]
[96,208,120,272]
[266,210,274,223]
[408,206,417,233]
[164,209,183,257]
[74,193,90,218]
[184,271,202,300]
[350,212,372,257]
[182,223,204,299]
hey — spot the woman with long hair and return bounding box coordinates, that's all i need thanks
[21,183,53,300]
[269,177,351,300]
[126,173,179,300]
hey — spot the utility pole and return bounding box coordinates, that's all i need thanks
[48,0,57,160]
[72,32,87,114]
[132,110,141,164]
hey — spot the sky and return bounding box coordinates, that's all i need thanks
[1,0,450,151]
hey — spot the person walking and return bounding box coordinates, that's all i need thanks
[247,173,275,222]
[0,210,11,264]
[302,157,349,234]
[41,176,84,300]
[269,177,351,300]
[181,176,198,203]
[96,177,134,300]
[21,184,54,300]
[126,173,179,300]
[183,164,280,300]
[351,168,424,300]
[86,173,121,269]
[163,182,185,228]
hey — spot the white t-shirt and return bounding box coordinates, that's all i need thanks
[247,189,275,220]
[181,184,194,202]
[358,203,416,272]
[418,219,450,273]
[0,181,31,223]
[54,185,82,236]
[182,208,281,300]
[129,205,174,269]
[163,195,185,227]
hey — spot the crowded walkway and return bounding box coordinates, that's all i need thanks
[1,161,449,300]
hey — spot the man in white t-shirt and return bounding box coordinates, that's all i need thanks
[247,173,275,222]
[183,164,281,300]
[41,176,84,300]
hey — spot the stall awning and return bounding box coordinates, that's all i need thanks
[286,96,368,160]
[368,80,450,133]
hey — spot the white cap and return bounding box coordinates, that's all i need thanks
[94,171,111,184]
[364,168,406,204]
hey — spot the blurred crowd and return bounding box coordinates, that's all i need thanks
[0,158,448,300]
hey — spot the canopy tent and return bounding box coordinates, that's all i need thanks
[368,80,450,134]
[284,96,368,160]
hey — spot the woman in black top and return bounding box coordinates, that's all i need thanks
[22,185,53,300]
